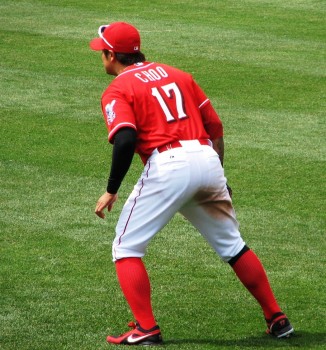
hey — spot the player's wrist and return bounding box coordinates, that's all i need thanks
[107,178,120,194]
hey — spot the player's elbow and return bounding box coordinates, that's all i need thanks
[114,127,137,151]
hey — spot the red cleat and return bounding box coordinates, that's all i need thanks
[266,312,294,338]
[107,321,163,345]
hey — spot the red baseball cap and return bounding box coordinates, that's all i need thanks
[90,22,141,53]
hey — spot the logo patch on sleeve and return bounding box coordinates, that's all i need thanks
[105,100,116,125]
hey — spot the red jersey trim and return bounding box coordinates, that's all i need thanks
[199,98,209,109]
[109,122,137,141]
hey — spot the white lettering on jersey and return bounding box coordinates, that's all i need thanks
[134,66,169,83]
[105,100,116,125]
[152,83,187,122]
[156,66,168,78]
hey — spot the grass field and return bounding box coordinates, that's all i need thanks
[1,0,325,349]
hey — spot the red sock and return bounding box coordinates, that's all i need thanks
[231,250,281,320]
[115,257,157,330]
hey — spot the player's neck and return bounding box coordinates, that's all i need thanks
[115,63,128,76]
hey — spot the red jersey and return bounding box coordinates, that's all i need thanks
[101,62,223,163]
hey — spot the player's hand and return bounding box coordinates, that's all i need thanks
[95,192,118,219]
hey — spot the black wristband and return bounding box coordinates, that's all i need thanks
[106,178,121,194]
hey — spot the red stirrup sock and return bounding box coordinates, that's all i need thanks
[231,249,282,320]
[115,257,157,330]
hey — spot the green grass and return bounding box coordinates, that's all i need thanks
[1,0,325,349]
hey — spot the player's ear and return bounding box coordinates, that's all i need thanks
[109,50,116,61]
[102,49,114,61]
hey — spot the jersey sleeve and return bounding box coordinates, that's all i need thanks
[200,102,223,139]
[192,80,224,139]
[101,88,137,143]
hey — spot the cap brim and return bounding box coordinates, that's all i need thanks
[89,38,106,51]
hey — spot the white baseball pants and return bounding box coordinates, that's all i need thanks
[112,140,245,262]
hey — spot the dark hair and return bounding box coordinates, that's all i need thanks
[103,49,146,66]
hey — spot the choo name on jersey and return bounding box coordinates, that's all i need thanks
[134,66,169,83]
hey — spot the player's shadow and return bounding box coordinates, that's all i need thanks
[164,331,326,348]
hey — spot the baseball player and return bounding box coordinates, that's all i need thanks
[90,22,294,345]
